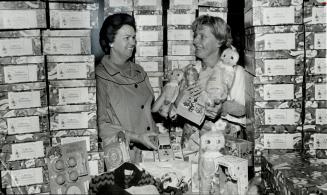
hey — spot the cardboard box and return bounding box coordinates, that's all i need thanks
[306,82,327,101]
[254,108,302,126]
[104,0,133,15]
[261,133,302,149]
[254,84,302,101]
[48,80,96,106]
[134,0,162,10]
[164,55,198,71]
[5,183,50,195]
[305,25,326,50]
[47,55,95,81]
[135,56,164,72]
[225,136,253,166]
[169,0,198,9]
[167,9,196,26]
[304,6,326,24]
[0,157,46,171]
[304,108,327,125]
[88,152,105,176]
[135,41,163,57]
[49,104,97,131]
[167,40,195,56]
[244,0,303,12]
[0,56,45,84]
[0,82,47,111]
[0,30,41,57]
[0,1,46,30]
[198,6,227,21]
[49,2,98,29]
[136,26,163,42]
[245,25,304,51]
[42,30,91,55]
[198,0,227,7]
[245,6,303,28]
[306,57,327,75]
[167,25,193,41]
[214,155,248,195]
[134,10,162,27]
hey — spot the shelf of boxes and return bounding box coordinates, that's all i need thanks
[104,0,133,17]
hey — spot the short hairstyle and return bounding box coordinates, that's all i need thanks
[99,13,136,54]
[192,15,232,48]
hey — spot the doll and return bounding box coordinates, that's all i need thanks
[152,69,184,118]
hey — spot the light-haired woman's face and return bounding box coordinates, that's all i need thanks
[193,25,220,60]
[111,24,136,60]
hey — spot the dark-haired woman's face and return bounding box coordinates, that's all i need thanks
[193,25,220,60]
[111,25,136,61]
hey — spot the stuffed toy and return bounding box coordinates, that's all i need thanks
[198,128,225,194]
[152,69,184,118]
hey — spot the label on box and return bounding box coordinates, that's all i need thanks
[109,0,131,6]
[168,14,194,25]
[60,136,90,151]
[57,63,87,79]
[172,45,192,55]
[265,109,296,125]
[315,84,327,100]
[1,10,37,29]
[149,77,160,88]
[262,33,295,50]
[174,0,194,5]
[313,58,327,74]
[312,7,326,24]
[58,87,89,104]
[8,91,41,109]
[264,59,295,76]
[314,33,326,49]
[263,134,298,149]
[316,109,327,125]
[138,31,159,42]
[58,112,88,129]
[263,84,294,100]
[262,7,295,25]
[7,116,40,135]
[4,65,38,83]
[136,15,160,26]
[138,46,160,57]
[49,38,81,54]
[7,167,43,187]
[11,141,44,161]
[138,0,158,6]
[168,30,193,41]
[58,11,91,28]
[314,134,327,149]
[140,61,159,72]
[88,160,99,176]
[0,38,33,57]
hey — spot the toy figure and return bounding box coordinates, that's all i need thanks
[152,69,184,118]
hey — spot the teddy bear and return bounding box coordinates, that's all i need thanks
[198,127,225,194]
[152,69,184,118]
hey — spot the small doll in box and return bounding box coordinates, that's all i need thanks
[152,69,184,118]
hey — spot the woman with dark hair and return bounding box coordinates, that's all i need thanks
[96,13,158,163]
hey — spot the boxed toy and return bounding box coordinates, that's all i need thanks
[135,56,164,73]
[158,134,174,162]
[49,104,97,131]
[0,82,47,111]
[0,56,45,84]
[136,26,163,42]
[135,41,163,57]
[49,2,98,29]
[42,30,91,55]
[198,0,227,7]
[167,9,196,26]
[305,24,326,50]
[225,136,253,166]
[170,0,198,9]
[254,108,302,126]
[306,82,326,101]
[134,0,162,10]
[245,6,303,28]
[104,0,133,16]
[0,1,46,30]
[214,155,248,195]
[306,57,326,75]
[198,6,227,21]
[254,84,302,101]
[134,10,162,27]
[46,141,90,194]
[244,0,303,12]
[0,30,41,57]
[167,40,195,56]
[167,25,193,41]
[304,6,326,24]
[262,133,302,149]
[245,25,304,51]
[0,157,46,171]
[48,80,96,106]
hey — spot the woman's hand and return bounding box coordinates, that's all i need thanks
[138,132,159,150]
[185,83,202,99]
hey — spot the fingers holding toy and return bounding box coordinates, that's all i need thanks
[138,132,159,150]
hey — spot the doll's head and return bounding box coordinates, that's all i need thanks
[184,65,199,86]
[220,47,239,65]
[167,69,184,84]
[200,131,225,153]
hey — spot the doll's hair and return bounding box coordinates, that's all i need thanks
[192,15,233,48]
[99,13,136,54]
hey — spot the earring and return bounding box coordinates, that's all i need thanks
[109,43,114,48]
